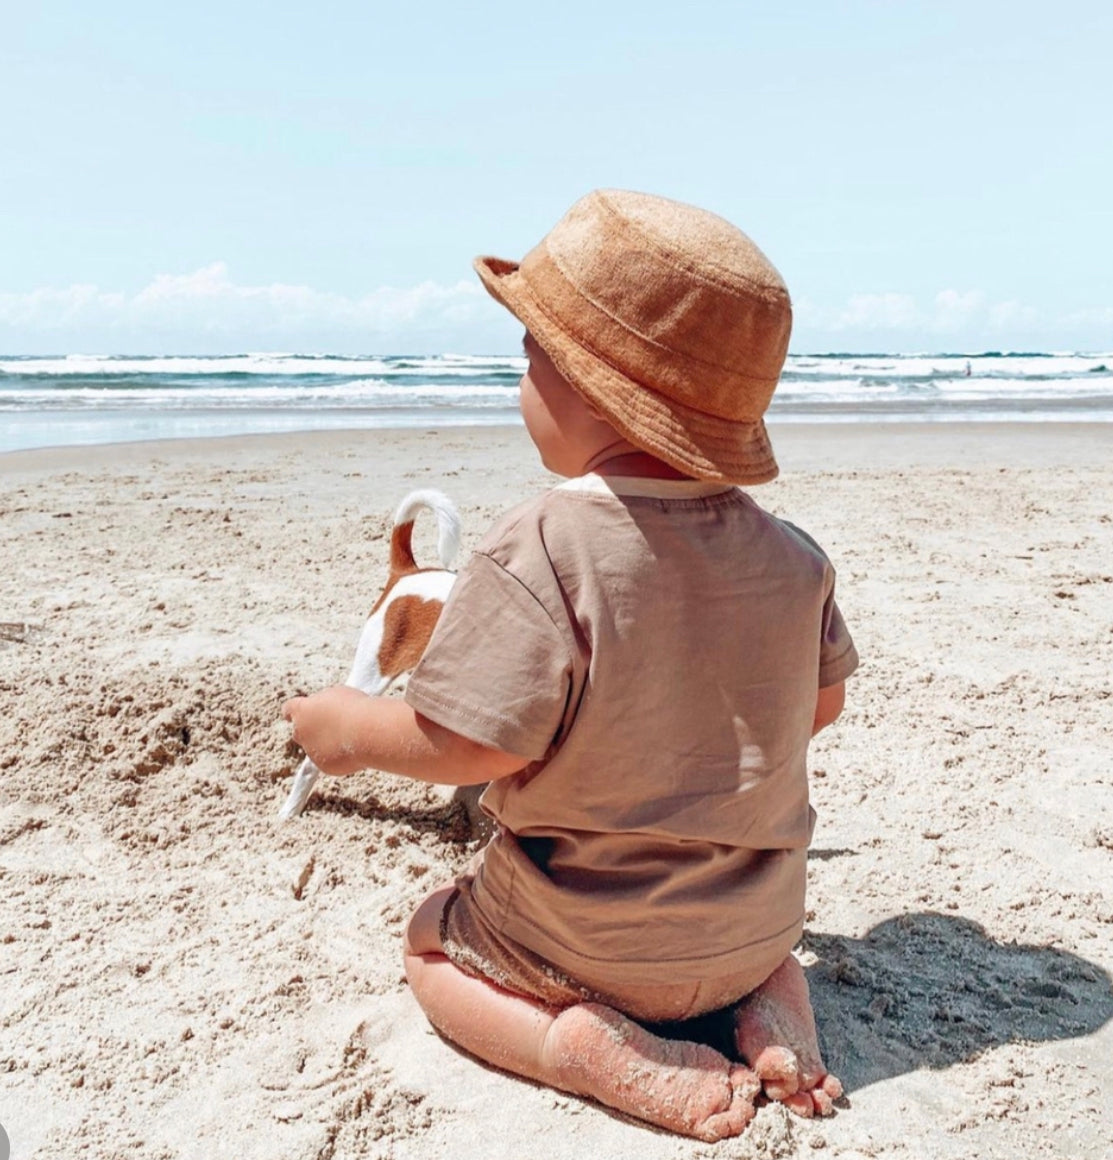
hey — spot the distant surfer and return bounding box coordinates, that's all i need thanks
[964,360,972,377]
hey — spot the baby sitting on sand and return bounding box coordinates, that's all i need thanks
[283,190,858,1141]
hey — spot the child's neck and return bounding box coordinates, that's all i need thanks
[582,447,695,481]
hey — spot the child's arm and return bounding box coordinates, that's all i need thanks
[811,681,846,736]
[282,685,529,786]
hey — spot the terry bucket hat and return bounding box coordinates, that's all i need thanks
[474,189,792,484]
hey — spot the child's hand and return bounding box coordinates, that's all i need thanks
[282,686,371,776]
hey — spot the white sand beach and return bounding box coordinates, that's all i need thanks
[1,422,1111,1159]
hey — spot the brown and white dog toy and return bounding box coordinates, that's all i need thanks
[278,488,461,821]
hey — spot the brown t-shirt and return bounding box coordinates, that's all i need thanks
[406,475,858,984]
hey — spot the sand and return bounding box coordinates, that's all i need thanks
[1,422,1111,1160]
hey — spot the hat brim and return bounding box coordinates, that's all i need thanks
[475,256,779,485]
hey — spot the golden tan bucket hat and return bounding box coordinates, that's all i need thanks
[474,189,792,484]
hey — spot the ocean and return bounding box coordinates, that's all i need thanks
[1,351,1111,455]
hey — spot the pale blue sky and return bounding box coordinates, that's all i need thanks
[2,1,1110,353]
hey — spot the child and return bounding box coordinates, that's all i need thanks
[283,189,858,1142]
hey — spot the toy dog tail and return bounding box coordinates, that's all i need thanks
[389,489,461,575]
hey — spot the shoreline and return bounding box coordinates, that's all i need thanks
[3,419,1113,476]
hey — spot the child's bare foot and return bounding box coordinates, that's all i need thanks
[543,1002,760,1141]
[731,955,843,1118]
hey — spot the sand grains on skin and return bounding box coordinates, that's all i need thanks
[733,956,843,1118]
[545,1003,760,1142]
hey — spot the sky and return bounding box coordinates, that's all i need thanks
[2,1,1111,355]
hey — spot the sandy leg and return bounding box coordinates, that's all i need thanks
[404,885,758,1141]
[543,1003,759,1141]
[731,954,843,1117]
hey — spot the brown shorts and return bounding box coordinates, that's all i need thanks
[439,871,792,1024]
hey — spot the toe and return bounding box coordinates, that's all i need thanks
[798,1061,827,1090]
[698,1070,758,1141]
[752,1045,800,1098]
[811,1087,835,1116]
[730,1064,762,1104]
[697,1106,748,1143]
[821,1073,844,1101]
[783,1091,815,1118]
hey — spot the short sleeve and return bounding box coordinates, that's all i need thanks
[404,553,573,760]
[777,518,860,688]
[819,579,859,687]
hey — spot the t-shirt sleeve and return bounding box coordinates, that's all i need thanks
[819,578,859,687]
[778,518,860,688]
[404,553,573,760]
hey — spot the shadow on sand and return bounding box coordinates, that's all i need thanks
[660,911,1112,1094]
[312,782,490,843]
[800,912,1113,1091]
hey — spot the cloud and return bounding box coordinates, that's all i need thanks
[797,289,990,333]
[1061,304,1113,331]
[987,299,1040,330]
[2,267,1109,354]
[831,293,920,331]
[793,288,1110,350]
[0,264,517,354]
[930,289,986,330]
